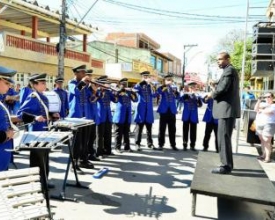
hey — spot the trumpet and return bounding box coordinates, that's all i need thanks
[87,80,120,92]
[124,88,138,93]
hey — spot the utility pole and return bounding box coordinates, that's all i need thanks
[58,0,67,78]
[182,44,198,86]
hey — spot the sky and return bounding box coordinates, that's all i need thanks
[36,0,269,79]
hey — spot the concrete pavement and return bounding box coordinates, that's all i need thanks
[13,106,275,220]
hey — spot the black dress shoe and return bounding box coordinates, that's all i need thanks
[153,146,163,151]
[78,161,94,169]
[88,155,101,161]
[202,148,208,152]
[148,144,154,149]
[190,148,197,151]
[211,166,231,174]
[71,166,84,175]
[47,183,55,189]
[171,146,178,151]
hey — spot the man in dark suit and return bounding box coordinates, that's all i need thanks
[205,51,241,174]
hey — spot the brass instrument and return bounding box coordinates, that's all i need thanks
[87,80,120,92]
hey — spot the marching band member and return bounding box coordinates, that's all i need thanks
[133,71,158,151]
[113,78,138,153]
[157,73,179,151]
[202,97,218,152]
[53,77,69,119]
[180,82,202,151]
[95,76,117,158]
[68,65,94,171]
[0,67,17,171]
[17,73,59,188]
[82,69,99,162]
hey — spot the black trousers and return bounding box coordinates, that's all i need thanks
[96,122,112,156]
[73,126,85,162]
[183,121,197,149]
[135,123,153,146]
[80,124,96,161]
[158,110,176,147]
[30,150,49,191]
[203,122,218,152]
[114,123,130,150]
[218,118,235,169]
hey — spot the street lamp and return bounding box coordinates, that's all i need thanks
[182,44,198,85]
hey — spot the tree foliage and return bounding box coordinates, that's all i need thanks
[209,29,253,83]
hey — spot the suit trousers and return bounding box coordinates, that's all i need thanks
[183,121,197,149]
[135,123,153,146]
[218,118,235,169]
[158,109,176,147]
[114,122,130,150]
[203,122,218,152]
[96,122,112,156]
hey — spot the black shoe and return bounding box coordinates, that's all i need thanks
[183,147,187,151]
[202,148,208,152]
[153,146,163,151]
[71,165,84,175]
[148,144,154,149]
[211,166,231,174]
[78,161,94,169]
[88,155,101,161]
[171,146,178,151]
[124,149,133,153]
[190,148,196,151]
[48,183,55,189]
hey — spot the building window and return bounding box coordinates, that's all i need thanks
[157,58,163,72]
[150,55,156,68]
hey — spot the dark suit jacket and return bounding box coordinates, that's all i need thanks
[212,64,241,119]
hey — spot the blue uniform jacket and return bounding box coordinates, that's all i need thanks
[202,98,218,124]
[19,87,32,106]
[157,85,179,114]
[180,93,202,123]
[113,90,138,124]
[17,92,49,131]
[54,88,69,118]
[68,79,89,118]
[0,104,13,171]
[133,81,157,124]
[95,89,117,125]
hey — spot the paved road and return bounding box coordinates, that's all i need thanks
[13,107,275,220]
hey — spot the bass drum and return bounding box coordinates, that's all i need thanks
[43,91,61,113]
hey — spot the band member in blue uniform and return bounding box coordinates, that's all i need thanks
[133,71,157,151]
[19,83,32,106]
[4,85,19,114]
[68,65,94,171]
[53,77,69,119]
[17,73,59,188]
[157,73,179,151]
[180,83,202,151]
[113,78,138,153]
[0,66,17,171]
[95,76,117,157]
[202,97,218,152]
[82,69,99,162]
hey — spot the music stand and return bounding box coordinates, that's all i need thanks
[14,131,73,217]
[50,118,94,202]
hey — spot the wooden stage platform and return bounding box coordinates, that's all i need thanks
[190,152,275,217]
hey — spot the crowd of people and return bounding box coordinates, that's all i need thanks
[2,51,274,180]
